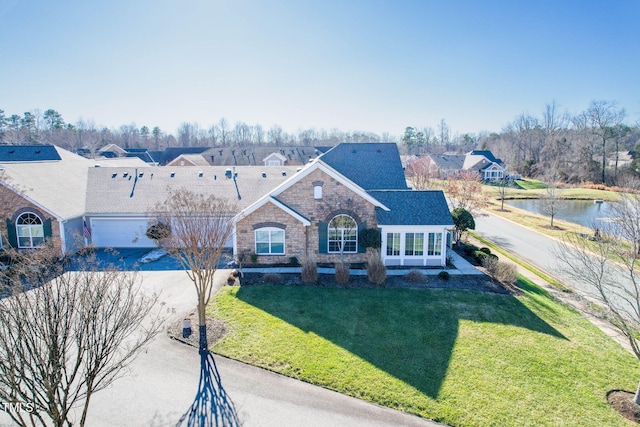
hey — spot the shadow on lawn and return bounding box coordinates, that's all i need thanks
[235,286,566,399]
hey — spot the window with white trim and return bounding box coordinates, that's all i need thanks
[386,232,400,256]
[16,212,45,248]
[255,228,285,255]
[328,215,357,253]
[427,232,442,256]
[267,160,281,166]
[405,232,424,256]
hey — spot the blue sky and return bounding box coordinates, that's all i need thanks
[1,0,638,137]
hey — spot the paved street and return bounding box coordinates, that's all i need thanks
[475,212,593,294]
[0,270,443,427]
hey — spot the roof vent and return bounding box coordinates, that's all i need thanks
[198,171,203,177]
[94,163,101,167]
[352,149,356,154]
[281,171,286,176]
[296,167,301,172]
[138,172,144,178]
[225,168,232,179]
[123,172,128,178]
[111,173,117,178]
[376,149,382,153]
[170,172,175,178]
[261,172,267,178]
[213,175,216,180]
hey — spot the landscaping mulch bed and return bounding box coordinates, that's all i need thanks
[608,390,640,423]
[167,313,229,347]
[235,270,510,294]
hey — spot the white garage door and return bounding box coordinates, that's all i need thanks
[90,218,156,248]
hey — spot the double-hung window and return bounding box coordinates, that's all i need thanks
[255,228,285,255]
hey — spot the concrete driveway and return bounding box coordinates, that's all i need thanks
[57,269,445,427]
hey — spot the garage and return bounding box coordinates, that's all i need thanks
[90,217,156,248]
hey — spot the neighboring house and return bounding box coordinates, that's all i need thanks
[84,166,300,248]
[425,150,505,181]
[262,152,288,166]
[424,154,466,179]
[463,150,505,180]
[98,143,128,158]
[0,145,95,255]
[234,143,453,267]
[202,146,319,166]
[166,153,212,167]
[96,144,159,164]
[607,151,635,168]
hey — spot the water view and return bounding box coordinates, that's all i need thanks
[504,199,615,229]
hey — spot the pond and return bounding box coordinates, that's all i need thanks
[504,199,615,229]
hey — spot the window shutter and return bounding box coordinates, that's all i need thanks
[6,219,17,248]
[44,218,53,239]
[357,221,367,253]
[318,221,328,253]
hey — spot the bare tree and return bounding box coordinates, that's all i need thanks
[0,249,161,427]
[494,175,511,211]
[540,176,562,228]
[405,156,439,189]
[151,188,240,426]
[445,172,489,216]
[556,193,640,404]
[152,188,237,351]
[583,100,626,184]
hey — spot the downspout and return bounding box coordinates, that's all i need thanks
[58,219,67,256]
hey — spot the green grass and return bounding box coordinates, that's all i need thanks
[210,282,638,427]
[514,178,548,190]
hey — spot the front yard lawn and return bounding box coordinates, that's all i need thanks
[209,278,639,427]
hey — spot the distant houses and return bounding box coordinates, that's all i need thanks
[87,144,323,167]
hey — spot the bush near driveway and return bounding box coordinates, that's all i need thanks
[209,279,639,427]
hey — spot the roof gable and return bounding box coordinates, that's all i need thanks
[319,143,408,190]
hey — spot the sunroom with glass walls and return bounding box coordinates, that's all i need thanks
[380,226,448,267]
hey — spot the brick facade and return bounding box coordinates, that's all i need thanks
[0,185,61,251]
[235,168,378,264]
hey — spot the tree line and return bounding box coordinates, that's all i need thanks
[0,108,393,154]
[403,101,640,185]
[3,100,639,185]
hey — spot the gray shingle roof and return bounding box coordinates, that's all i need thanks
[319,143,408,190]
[0,146,92,219]
[202,146,319,166]
[468,150,503,165]
[369,190,453,226]
[428,154,466,170]
[85,166,300,214]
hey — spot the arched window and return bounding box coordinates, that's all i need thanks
[328,215,357,253]
[16,212,45,248]
[255,227,285,255]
